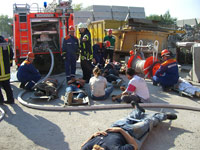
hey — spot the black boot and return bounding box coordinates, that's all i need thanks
[166,113,177,120]
[131,101,145,113]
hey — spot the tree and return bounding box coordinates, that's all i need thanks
[72,3,83,11]
[0,15,13,37]
[146,11,177,25]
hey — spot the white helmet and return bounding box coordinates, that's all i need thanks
[78,22,87,29]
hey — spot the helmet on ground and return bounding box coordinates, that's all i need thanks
[78,22,87,29]
[69,26,75,31]
[161,49,170,57]
[105,40,111,48]
[27,52,34,59]
[108,29,112,34]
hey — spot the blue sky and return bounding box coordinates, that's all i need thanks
[2,0,200,20]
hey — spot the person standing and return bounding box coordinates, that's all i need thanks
[152,49,179,91]
[62,26,79,82]
[17,52,41,90]
[104,29,115,62]
[0,35,14,104]
[78,22,93,83]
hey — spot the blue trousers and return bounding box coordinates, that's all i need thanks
[112,108,167,141]
[153,75,175,88]
[90,84,114,100]
[65,54,76,81]
[66,85,86,99]
[18,74,41,90]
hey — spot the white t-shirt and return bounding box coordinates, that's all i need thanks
[89,76,107,97]
[125,75,150,100]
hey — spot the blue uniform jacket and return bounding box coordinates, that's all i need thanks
[17,60,41,82]
[62,35,79,56]
[155,58,179,86]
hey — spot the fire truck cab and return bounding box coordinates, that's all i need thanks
[13,1,74,73]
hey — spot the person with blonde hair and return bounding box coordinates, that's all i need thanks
[89,67,113,100]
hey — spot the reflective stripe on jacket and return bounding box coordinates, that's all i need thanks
[79,29,93,60]
[0,43,13,81]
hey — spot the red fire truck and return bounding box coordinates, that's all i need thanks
[13,1,74,73]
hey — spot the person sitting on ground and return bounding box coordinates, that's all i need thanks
[152,49,179,91]
[81,101,177,150]
[65,78,87,105]
[17,52,41,90]
[89,67,113,100]
[112,68,150,103]
[102,60,123,87]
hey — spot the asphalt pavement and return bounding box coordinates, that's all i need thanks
[0,64,200,150]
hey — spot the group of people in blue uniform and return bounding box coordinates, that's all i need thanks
[62,23,116,83]
[0,21,179,106]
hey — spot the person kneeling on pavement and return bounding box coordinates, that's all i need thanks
[81,101,177,150]
[152,49,179,91]
[112,68,150,103]
[65,78,87,105]
[17,52,41,91]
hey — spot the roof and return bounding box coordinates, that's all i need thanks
[176,18,198,27]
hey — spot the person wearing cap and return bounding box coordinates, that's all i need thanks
[152,49,179,91]
[62,25,79,82]
[78,22,93,83]
[17,52,41,90]
[103,29,116,62]
[0,35,14,104]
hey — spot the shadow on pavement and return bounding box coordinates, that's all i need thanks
[3,104,69,150]
[141,121,192,150]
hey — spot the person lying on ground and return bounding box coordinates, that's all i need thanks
[174,77,200,98]
[65,78,87,105]
[89,67,113,100]
[112,68,150,103]
[81,101,177,150]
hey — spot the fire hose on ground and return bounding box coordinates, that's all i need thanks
[17,89,200,112]
[16,41,200,112]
